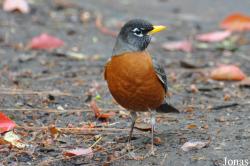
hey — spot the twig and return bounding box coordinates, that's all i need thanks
[0,108,122,114]
[0,88,74,96]
[95,14,118,37]
[210,102,239,110]
[90,136,102,148]
[16,125,130,133]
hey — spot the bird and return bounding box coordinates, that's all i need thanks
[104,19,179,155]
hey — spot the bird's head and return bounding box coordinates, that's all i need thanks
[114,19,167,54]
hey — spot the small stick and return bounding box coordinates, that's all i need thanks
[16,125,130,132]
[0,108,122,114]
[211,102,239,110]
[0,89,74,96]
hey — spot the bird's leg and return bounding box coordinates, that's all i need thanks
[128,111,137,143]
[150,111,156,155]
[125,111,137,153]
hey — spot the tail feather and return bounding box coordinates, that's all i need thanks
[156,103,180,113]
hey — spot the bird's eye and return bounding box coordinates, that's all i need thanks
[132,28,143,37]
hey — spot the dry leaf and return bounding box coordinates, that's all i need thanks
[48,125,60,139]
[190,84,199,93]
[220,13,250,31]
[64,147,93,158]
[134,122,151,131]
[196,31,231,42]
[90,100,115,119]
[153,137,162,145]
[211,65,246,81]
[224,94,231,101]
[162,40,192,53]
[181,140,210,152]
[3,131,26,148]
[28,33,64,50]
[3,0,30,13]
[0,112,16,134]
[66,52,86,60]
[186,124,198,129]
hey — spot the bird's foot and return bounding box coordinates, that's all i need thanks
[143,146,157,158]
[125,142,134,152]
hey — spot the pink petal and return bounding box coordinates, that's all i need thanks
[211,65,246,81]
[64,148,93,158]
[29,33,64,50]
[162,40,192,53]
[3,0,30,14]
[0,112,16,134]
[196,31,232,42]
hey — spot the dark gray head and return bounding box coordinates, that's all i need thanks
[119,19,153,50]
[112,19,166,55]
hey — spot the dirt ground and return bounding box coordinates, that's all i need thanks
[0,0,250,166]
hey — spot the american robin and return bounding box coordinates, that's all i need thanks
[104,19,179,154]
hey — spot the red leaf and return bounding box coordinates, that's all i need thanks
[220,13,250,32]
[29,33,64,50]
[211,65,246,81]
[3,0,30,13]
[162,40,192,53]
[64,147,93,158]
[90,100,101,117]
[0,112,16,134]
[90,100,115,120]
[196,31,231,42]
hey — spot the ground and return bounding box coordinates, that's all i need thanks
[0,0,250,166]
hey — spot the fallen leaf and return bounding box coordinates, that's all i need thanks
[162,40,192,53]
[64,147,93,158]
[0,112,16,134]
[66,52,86,60]
[181,140,210,152]
[224,94,231,101]
[210,65,246,81]
[3,131,26,148]
[28,33,64,50]
[190,84,199,93]
[196,31,231,42]
[48,125,60,139]
[90,100,115,119]
[153,137,162,145]
[186,124,198,129]
[220,13,250,31]
[134,122,151,131]
[3,0,30,13]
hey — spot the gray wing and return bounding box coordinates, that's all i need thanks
[152,56,168,92]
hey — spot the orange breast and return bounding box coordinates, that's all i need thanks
[105,51,165,112]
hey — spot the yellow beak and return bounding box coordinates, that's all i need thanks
[148,25,167,35]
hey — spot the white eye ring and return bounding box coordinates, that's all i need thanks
[132,28,143,37]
